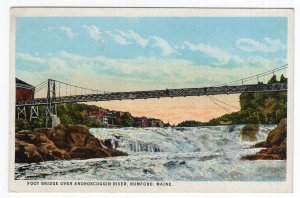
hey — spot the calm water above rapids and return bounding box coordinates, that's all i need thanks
[15,125,286,181]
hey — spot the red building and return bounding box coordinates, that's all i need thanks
[16,78,35,102]
[86,107,115,127]
[87,107,106,117]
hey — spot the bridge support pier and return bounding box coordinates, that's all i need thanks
[46,105,60,128]
[16,106,40,122]
[30,106,39,121]
[16,106,26,119]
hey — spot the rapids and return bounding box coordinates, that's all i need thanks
[15,125,286,181]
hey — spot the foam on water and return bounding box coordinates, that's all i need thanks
[15,125,286,181]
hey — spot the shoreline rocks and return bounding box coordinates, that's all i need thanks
[241,118,287,160]
[15,124,127,163]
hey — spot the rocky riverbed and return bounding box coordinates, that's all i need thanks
[15,124,127,163]
[15,124,286,181]
[241,118,287,160]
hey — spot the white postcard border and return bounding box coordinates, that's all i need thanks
[8,7,294,193]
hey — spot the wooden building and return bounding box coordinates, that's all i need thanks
[16,78,35,102]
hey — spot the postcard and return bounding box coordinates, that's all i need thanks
[9,7,294,193]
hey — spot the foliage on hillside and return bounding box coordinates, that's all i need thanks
[114,112,134,127]
[57,103,102,127]
[15,103,135,131]
[177,120,204,127]
[57,104,136,127]
[15,117,45,131]
[177,74,287,127]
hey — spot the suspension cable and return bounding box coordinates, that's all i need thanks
[218,64,288,86]
[207,95,232,113]
[208,95,240,110]
[34,83,48,93]
[54,79,106,94]
[34,80,48,88]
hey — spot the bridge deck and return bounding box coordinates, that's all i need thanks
[16,83,287,106]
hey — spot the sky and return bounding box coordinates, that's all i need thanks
[15,17,288,124]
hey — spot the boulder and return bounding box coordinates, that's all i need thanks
[242,119,287,160]
[70,147,109,159]
[15,124,127,163]
[240,124,259,142]
[15,132,71,163]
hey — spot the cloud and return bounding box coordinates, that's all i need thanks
[127,30,148,47]
[183,41,231,65]
[16,51,286,94]
[102,29,148,47]
[116,29,148,47]
[236,37,286,52]
[151,36,176,56]
[60,26,75,38]
[19,52,261,124]
[106,31,129,45]
[83,25,103,41]
[98,30,176,57]
[16,53,46,64]
[93,29,176,56]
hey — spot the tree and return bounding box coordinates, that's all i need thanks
[60,114,73,124]
[84,118,102,128]
[177,120,204,127]
[121,112,133,127]
[264,98,279,122]
[268,74,278,84]
[15,118,29,131]
[29,117,45,130]
[280,74,287,83]
[114,117,122,126]
[205,74,287,125]
[239,93,254,111]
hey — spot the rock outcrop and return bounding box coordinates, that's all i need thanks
[15,124,127,163]
[240,124,259,142]
[242,118,287,160]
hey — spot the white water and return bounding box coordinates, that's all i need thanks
[15,125,286,181]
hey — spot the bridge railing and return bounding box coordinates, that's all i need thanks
[15,82,287,106]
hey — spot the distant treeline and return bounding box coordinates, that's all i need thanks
[177,74,287,127]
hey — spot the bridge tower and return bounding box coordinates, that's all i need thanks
[45,79,60,128]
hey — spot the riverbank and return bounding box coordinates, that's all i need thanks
[15,124,127,163]
[242,118,287,160]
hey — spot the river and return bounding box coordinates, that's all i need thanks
[15,125,286,181]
